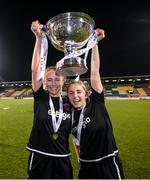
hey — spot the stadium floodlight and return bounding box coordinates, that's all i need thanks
[112,79,117,82]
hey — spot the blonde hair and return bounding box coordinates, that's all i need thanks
[45,66,57,74]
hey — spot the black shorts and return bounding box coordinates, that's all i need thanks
[28,152,73,179]
[78,155,124,179]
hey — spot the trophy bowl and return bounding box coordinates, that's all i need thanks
[44,12,95,76]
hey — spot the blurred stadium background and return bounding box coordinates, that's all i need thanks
[0,75,150,179]
[0,75,150,99]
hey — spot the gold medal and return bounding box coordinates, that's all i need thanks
[52,133,59,140]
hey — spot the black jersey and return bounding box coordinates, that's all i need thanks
[26,86,72,157]
[72,88,118,161]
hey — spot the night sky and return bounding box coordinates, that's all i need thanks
[0,0,150,82]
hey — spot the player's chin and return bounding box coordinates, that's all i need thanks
[74,104,82,110]
[49,90,60,96]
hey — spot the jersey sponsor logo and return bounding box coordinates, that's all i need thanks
[48,109,71,120]
[82,117,91,128]
[72,116,91,134]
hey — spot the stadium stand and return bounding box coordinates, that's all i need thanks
[0,81,32,99]
[0,75,150,99]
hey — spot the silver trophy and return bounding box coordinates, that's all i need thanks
[43,12,95,76]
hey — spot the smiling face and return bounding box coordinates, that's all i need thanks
[45,69,65,97]
[67,81,88,110]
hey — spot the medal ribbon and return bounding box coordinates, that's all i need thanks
[49,96,63,133]
[40,33,48,80]
[72,104,86,146]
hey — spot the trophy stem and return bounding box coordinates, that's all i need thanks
[64,40,76,55]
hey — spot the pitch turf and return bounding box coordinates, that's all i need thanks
[0,99,150,179]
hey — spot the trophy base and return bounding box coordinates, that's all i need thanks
[56,57,88,77]
[56,65,88,77]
